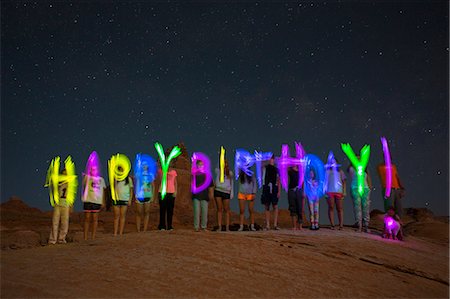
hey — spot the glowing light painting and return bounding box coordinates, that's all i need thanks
[341,143,370,196]
[254,150,273,187]
[324,151,342,193]
[219,146,225,183]
[155,142,181,200]
[304,154,325,200]
[134,154,157,202]
[44,156,78,207]
[108,153,131,202]
[276,142,305,191]
[234,149,254,179]
[191,152,213,194]
[83,151,101,200]
[381,137,392,198]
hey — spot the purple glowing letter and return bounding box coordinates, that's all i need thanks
[191,152,213,194]
[276,142,305,191]
[235,149,254,180]
[381,137,392,198]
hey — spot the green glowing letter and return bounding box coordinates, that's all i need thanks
[155,142,182,200]
[341,143,370,196]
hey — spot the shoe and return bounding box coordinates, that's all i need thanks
[194,228,200,232]
[250,224,256,231]
[159,228,166,231]
[330,225,335,230]
[316,225,320,230]
[57,240,67,244]
[264,226,270,231]
[364,227,371,233]
[238,225,244,232]
[273,226,280,230]
[202,228,208,232]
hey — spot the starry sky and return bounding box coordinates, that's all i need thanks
[1,2,449,221]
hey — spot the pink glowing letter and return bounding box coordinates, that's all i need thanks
[191,152,213,194]
[381,137,392,198]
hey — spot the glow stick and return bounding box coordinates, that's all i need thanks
[155,142,181,200]
[234,149,254,179]
[83,151,101,200]
[191,152,213,194]
[134,154,157,201]
[108,153,131,202]
[44,156,77,207]
[304,154,326,200]
[380,137,392,198]
[324,151,342,193]
[341,143,370,196]
[219,146,225,183]
[276,143,305,191]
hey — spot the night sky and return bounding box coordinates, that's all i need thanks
[1,2,448,222]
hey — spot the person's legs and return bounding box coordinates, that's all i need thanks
[92,212,99,239]
[382,189,393,212]
[193,198,200,230]
[143,202,151,232]
[58,206,70,243]
[167,194,175,230]
[314,201,319,227]
[295,189,304,229]
[308,199,314,228]
[288,189,297,229]
[200,200,208,229]
[84,212,91,240]
[393,189,403,218]
[351,189,362,231]
[119,205,128,235]
[158,194,167,230]
[239,199,245,227]
[215,197,223,230]
[336,197,344,229]
[49,206,61,244]
[273,204,279,228]
[135,202,143,232]
[327,195,335,227]
[249,200,255,225]
[113,206,120,235]
[223,199,231,230]
[362,189,371,231]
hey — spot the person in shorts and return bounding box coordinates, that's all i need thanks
[325,158,346,230]
[261,155,281,230]
[82,166,106,240]
[237,170,257,231]
[113,167,133,236]
[214,159,233,231]
[134,163,155,232]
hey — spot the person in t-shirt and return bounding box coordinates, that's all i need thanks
[325,158,347,230]
[112,166,133,236]
[261,155,281,230]
[287,165,304,230]
[82,166,106,240]
[238,170,257,231]
[192,160,215,232]
[134,163,155,232]
[214,159,234,232]
[377,162,405,217]
[49,169,74,244]
[158,167,178,231]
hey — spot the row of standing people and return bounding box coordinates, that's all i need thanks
[49,156,404,243]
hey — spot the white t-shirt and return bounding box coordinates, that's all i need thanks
[116,178,133,201]
[83,175,106,204]
[57,182,69,207]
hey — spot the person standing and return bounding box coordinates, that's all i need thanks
[158,167,178,231]
[237,170,257,231]
[377,162,405,217]
[348,165,372,233]
[192,160,215,231]
[113,167,133,236]
[325,158,347,230]
[82,166,106,240]
[214,160,234,231]
[261,155,281,230]
[49,169,73,244]
[287,166,304,230]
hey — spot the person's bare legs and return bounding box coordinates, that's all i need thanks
[336,198,344,229]
[113,206,120,236]
[92,213,99,239]
[84,212,91,240]
[273,205,279,228]
[215,197,223,230]
[291,216,297,230]
[119,206,127,235]
[223,199,231,230]
[143,202,151,232]
[264,204,271,229]
[135,202,143,232]
[249,200,255,225]
[327,196,335,228]
[239,200,245,226]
